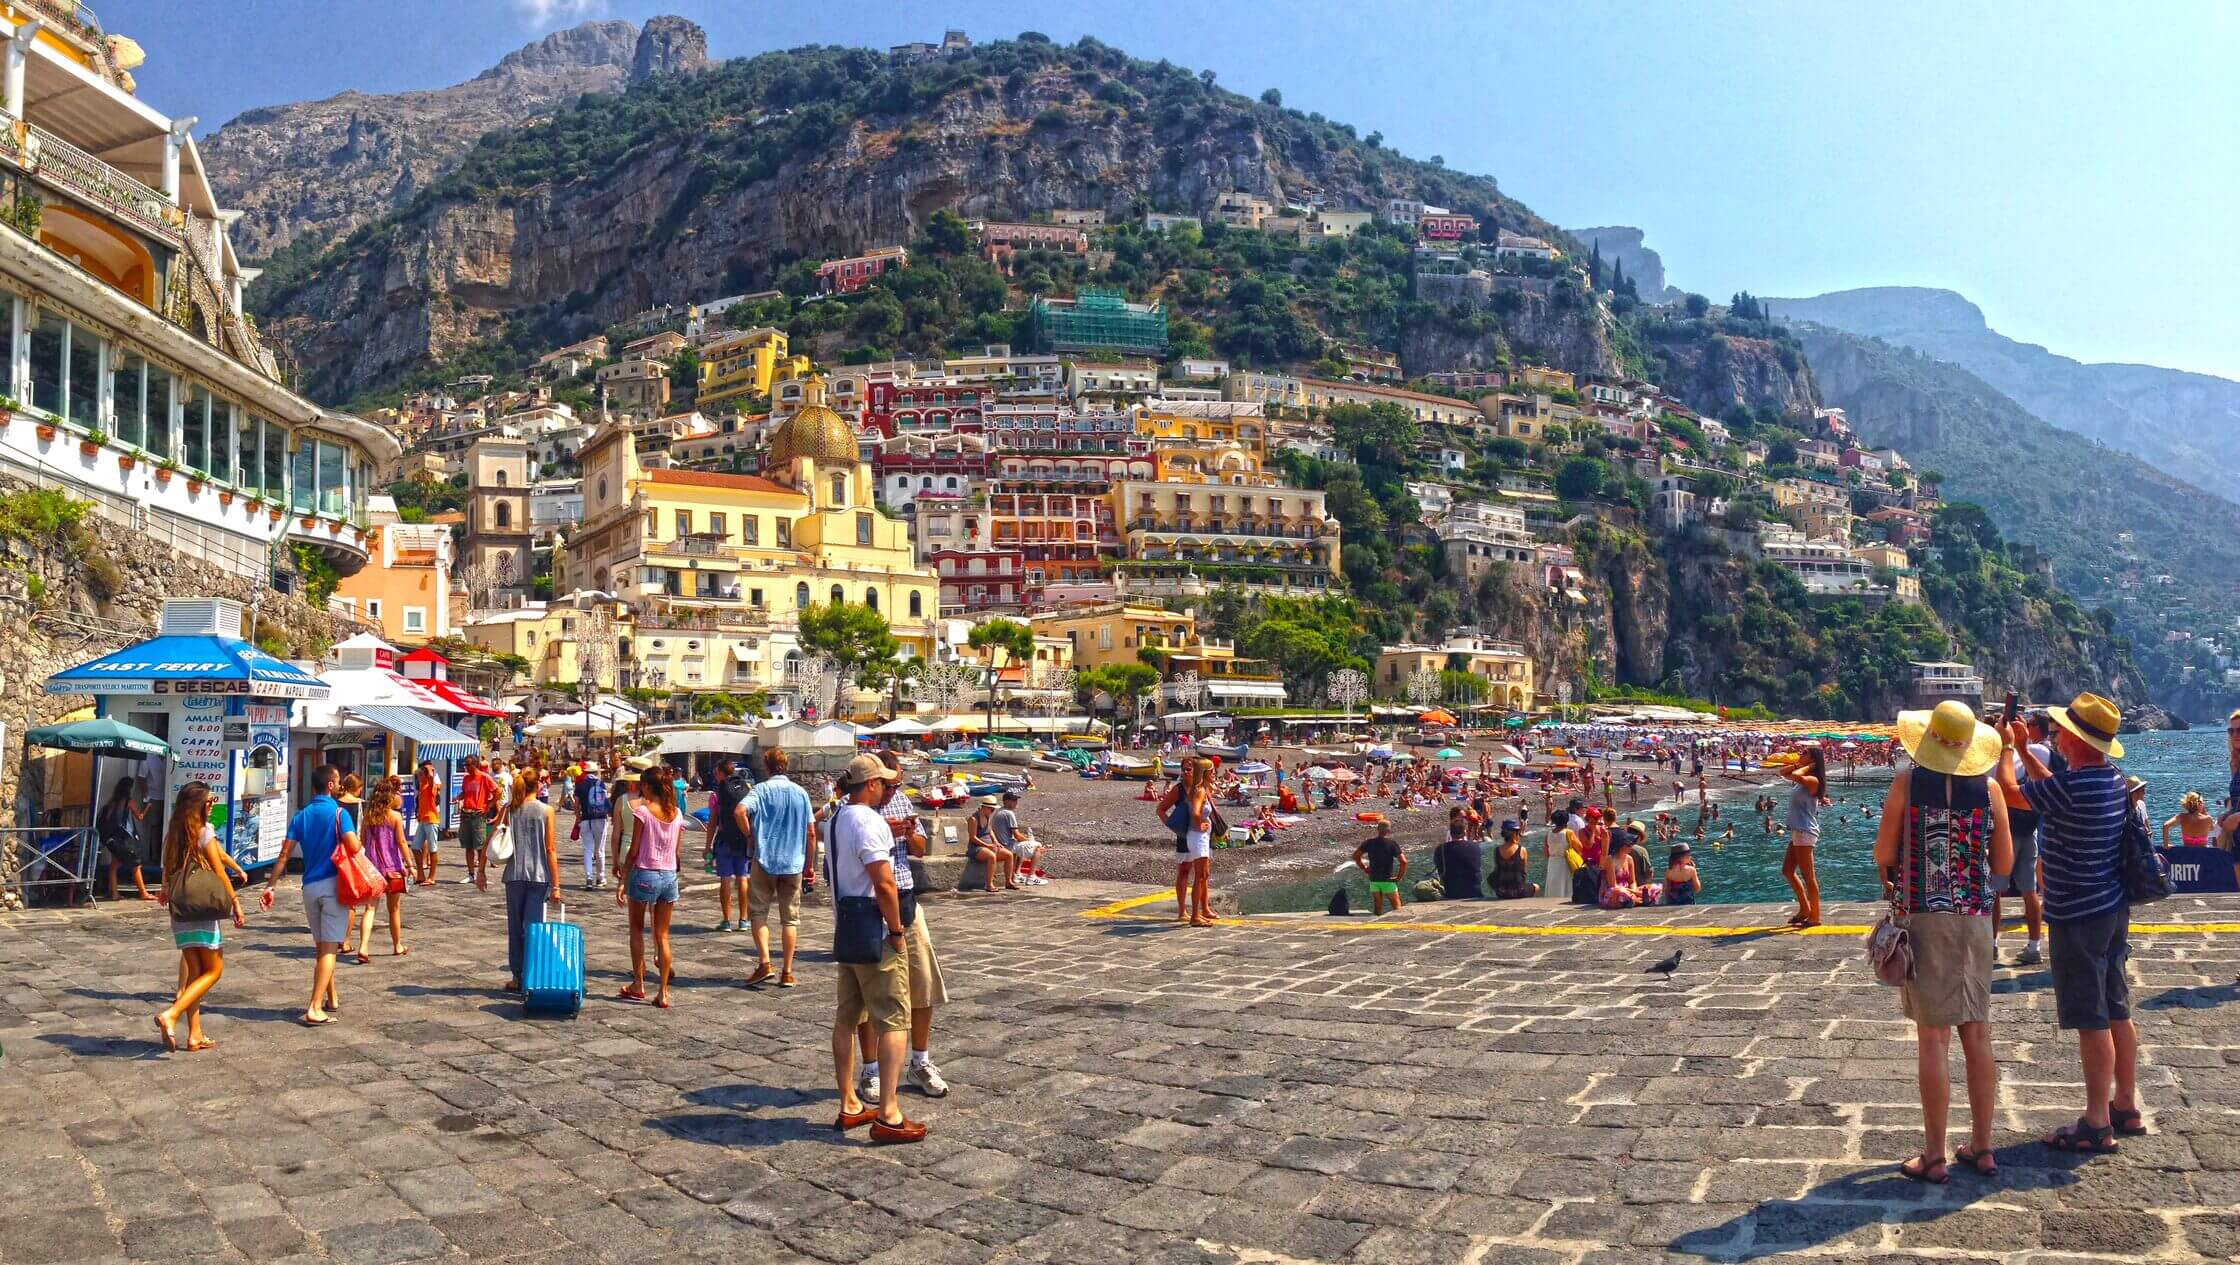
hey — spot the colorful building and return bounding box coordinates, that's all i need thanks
[695,327,807,412]
[816,246,906,295]
[1026,287,1167,357]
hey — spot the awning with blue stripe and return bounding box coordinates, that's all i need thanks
[45,634,329,698]
[346,705,477,760]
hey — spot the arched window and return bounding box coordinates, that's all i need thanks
[945,476,959,490]
[909,591,923,617]
[495,469,508,487]
[830,584,845,605]
[795,582,810,609]
[866,589,879,612]
[495,502,511,528]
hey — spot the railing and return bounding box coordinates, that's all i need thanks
[3,110,182,248]
[5,824,95,909]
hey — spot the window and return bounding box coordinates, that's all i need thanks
[495,502,511,529]
[291,438,314,511]
[830,473,846,506]
[776,519,791,548]
[262,419,284,498]
[64,320,98,428]
[674,509,690,537]
[237,407,260,496]
[111,353,144,448]
[830,584,844,605]
[26,312,60,417]
[743,516,758,545]
[707,512,726,540]
[856,513,871,546]
[750,587,764,607]
[909,591,922,617]
[144,364,173,460]
[597,476,608,502]
[365,600,382,619]
[866,589,878,612]
[182,383,210,474]
[795,582,809,609]
[317,440,344,515]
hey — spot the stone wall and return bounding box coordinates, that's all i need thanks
[0,475,349,904]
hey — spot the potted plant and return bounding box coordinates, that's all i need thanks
[0,394,18,426]
[265,500,282,523]
[216,487,233,507]
[300,515,318,529]
[34,418,55,443]
[78,427,104,458]
[116,449,135,472]
[185,470,204,494]
[154,457,176,486]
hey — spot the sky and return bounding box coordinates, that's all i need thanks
[105,0,2240,380]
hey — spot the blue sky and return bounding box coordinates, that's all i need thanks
[108,0,2240,380]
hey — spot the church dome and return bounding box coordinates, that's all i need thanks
[770,403,858,465]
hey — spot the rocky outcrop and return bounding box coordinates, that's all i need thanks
[254,43,1567,400]
[203,17,711,261]
[1569,225,1683,303]
[1770,287,2240,506]
[1649,331,1818,422]
[630,16,710,84]
[1399,283,1619,384]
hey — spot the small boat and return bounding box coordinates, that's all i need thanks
[986,735,1041,765]
[1029,754,1073,772]
[1059,734,1109,751]
[1195,741,1249,761]
[929,743,988,765]
[1106,754,1159,781]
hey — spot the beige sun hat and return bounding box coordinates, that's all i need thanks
[2047,691,2125,760]
[1896,699,2003,777]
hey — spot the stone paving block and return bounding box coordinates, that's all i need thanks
[316,1218,452,1265]
[1341,1226,1478,1265]
[218,1215,317,1259]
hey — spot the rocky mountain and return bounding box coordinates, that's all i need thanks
[1768,287,2240,506]
[1570,225,1683,303]
[243,35,1578,401]
[1794,323,2240,717]
[202,16,711,261]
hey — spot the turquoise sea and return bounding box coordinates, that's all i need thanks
[1239,727,2230,911]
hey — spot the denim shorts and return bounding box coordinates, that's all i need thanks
[627,867,680,905]
[712,849,752,880]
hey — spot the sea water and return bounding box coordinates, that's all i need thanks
[1238,728,2230,912]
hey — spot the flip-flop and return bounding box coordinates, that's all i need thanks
[299,1014,334,1027]
[653,996,671,1009]
[152,1014,177,1052]
[1954,1145,1998,1177]
[352,953,372,965]
[2111,1108,2148,1137]
[393,947,411,957]
[1899,1155,1948,1184]
[187,1038,216,1052]
[618,985,648,1002]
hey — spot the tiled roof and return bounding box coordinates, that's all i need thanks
[645,469,797,496]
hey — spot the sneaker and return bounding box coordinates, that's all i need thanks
[459,874,476,885]
[2014,944,2043,966]
[715,920,735,933]
[857,1064,879,1099]
[907,1059,950,1098]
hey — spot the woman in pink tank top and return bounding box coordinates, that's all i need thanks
[617,766,686,1007]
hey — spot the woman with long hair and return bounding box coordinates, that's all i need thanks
[353,779,410,960]
[616,763,683,1006]
[2163,791,2218,850]
[98,775,155,902]
[1780,746,1828,927]
[153,782,243,1053]
[1157,757,1216,925]
[501,767,560,994]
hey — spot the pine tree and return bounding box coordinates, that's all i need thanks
[1589,241,1603,285]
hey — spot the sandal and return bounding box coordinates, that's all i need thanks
[187,1038,216,1052]
[1954,1145,1998,1178]
[2111,1108,2148,1138]
[2045,1118,2119,1154]
[653,995,671,1009]
[352,952,372,965]
[1899,1154,1948,1184]
[618,985,648,1002]
[152,1014,177,1053]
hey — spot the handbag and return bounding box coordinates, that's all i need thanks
[1865,858,1914,986]
[334,840,384,909]
[167,841,231,921]
[386,872,407,896]
[485,822,515,865]
[828,810,915,965]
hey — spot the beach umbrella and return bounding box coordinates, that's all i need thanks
[1328,767,1359,782]
[1303,766,1334,780]
[1436,746,1463,759]
[1497,755,1527,767]
[1419,708,1459,726]
[26,716,169,757]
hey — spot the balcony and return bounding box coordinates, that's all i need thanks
[0,110,183,251]
[284,514,373,577]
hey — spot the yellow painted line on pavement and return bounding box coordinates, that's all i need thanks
[1080,891,2240,937]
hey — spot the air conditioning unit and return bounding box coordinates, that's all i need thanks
[162,598,246,638]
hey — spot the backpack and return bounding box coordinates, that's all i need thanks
[2119,798,2171,906]
[583,778,610,818]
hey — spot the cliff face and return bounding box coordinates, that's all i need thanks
[201,17,709,261]
[245,38,1569,401]
[1770,287,2240,506]
[1398,288,1619,384]
[1569,225,1683,303]
[1649,331,1818,421]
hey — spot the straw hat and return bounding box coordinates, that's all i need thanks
[2048,692,2125,760]
[1896,699,2003,777]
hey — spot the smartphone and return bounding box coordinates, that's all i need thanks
[2000,691,2019,726]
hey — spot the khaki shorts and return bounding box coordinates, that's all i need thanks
[1901,911,1994,1028]
[855,907,947,1024]
[747,864,802,928]
[836,943,911,1032]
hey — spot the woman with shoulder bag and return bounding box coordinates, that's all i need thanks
[153,782,244,1053]
[1873,700,2014,1184]
[352,779,410,962]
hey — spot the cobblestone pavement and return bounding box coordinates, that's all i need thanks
[6,879,2240,1264]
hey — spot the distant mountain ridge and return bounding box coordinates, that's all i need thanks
[1768,286,2240,506]
[202,16,711,261]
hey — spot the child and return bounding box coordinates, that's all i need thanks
[1664,843,1701,905]
[1352,820,1407,914]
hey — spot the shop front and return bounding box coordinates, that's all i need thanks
[294,634,476,814]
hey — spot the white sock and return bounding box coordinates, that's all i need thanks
[910,1051,931,1069]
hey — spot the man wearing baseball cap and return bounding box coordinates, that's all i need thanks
[1996,691,2143,1154]
[826,752,924,1143]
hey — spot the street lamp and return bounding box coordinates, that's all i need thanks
[1327,668,1367,726]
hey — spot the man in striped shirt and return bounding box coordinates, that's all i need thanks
[1996,692,2142,1154]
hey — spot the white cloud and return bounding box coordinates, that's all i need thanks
[510,0,609,25]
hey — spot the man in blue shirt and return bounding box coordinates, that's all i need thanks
[266,765,361,1027]
[740,748,814,988]
[1998,692,2141,1154]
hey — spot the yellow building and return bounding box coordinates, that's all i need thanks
[696,327,809,412]
[1132,403,1266,454]
[462,603,630,692]
[1156,641,1288,710]
[1375,635,1536,710]
[1111,443,1341,598]
[562,380,938,713]
[1029,603,1196,672]
[1511,365,1576,394]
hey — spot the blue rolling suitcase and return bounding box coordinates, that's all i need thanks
[523,902,584,1017]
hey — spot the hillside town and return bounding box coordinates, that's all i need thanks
[339,200,1968,727]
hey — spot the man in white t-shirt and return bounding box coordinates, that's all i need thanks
[827,753,925,1145]
[854,748,950,1100]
